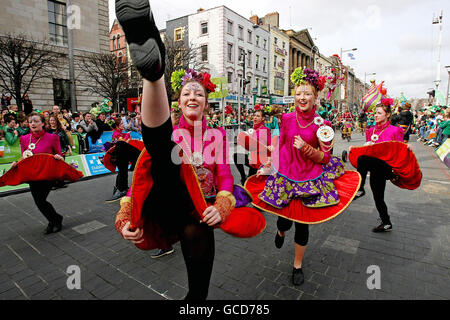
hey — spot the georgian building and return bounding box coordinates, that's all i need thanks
[0,0,109,111]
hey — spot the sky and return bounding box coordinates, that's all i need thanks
[108,0,450,100]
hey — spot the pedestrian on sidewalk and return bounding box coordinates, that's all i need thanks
[245,67,361,286]
[350,98,422,232]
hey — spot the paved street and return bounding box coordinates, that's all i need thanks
[0,133,449,301]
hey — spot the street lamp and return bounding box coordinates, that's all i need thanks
[364,72,376,88]
[445,65,450,106]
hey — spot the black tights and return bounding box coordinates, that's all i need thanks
[29,180,62,224]
[114,141,141,192]
[277,217,309,246]
[357,155,393,224]
[233,153,257,183]
[142,117,215,300]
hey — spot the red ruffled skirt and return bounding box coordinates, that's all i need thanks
[348,141,422,190]
[0,153,83,187]
[102,140,145,172]
[245,169,361,224]
[115,149,266,251]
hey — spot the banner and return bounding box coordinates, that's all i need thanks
[435,138,450,168]
[0,139,22,164]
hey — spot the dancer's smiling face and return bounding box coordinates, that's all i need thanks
[295,84,317,113]
[374,106,391,125]
[179,81,208,124]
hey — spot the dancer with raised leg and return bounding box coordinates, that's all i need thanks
[114,0,264,300]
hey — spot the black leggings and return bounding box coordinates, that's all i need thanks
[114,141,141,192]
[357,155,394,224]
[277,217,309,246]
[29,180,62,224]
[233,153,257,183]
[142,118,215,301]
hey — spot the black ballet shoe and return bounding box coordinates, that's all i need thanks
[44,223,55,235]
[292,267,304,286]
[354,189,365,200]
[115,0,165,81]
[44,217,63,235]
[275,231,285,249]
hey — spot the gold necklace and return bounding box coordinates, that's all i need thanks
[179,127,208,167]
[23,132,43,158]
[296,112,315,129]
[371,123,389,142]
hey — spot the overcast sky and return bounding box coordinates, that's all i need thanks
[108,0,450,100]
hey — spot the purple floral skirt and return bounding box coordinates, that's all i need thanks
[259,156,345,209]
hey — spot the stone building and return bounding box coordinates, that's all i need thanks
[0,0,109,112]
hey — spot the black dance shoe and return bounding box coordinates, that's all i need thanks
[44,217,63,235]
[274,231,285,249]
[292,267,304,286]
[115,0,165,81]
[354,189,365,200]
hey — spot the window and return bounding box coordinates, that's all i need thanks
[112,36,116,50]
[275,77,284,91]
[238,47,245,61]
[255,78,259,94]
[256,35,260,47]
[282,41,285,49]
[274,55,277,68]
[201,22,208,35]
[274,37,278,45]
[263,57,267,72]
[247,51,252,68]
[247,30,252,43]
[227,20,233,35]
[48,0,68,46]
[263,39,267,50]
[227,43,233,62]
[201,45,208,62]
[116,34,120,49]
[174,27,183,41]
[256,55,260,70]
[53,78,71,110]
[238,26,244,40]
[227,72,233,84]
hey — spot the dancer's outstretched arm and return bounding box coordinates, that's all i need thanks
[141,77,170,128]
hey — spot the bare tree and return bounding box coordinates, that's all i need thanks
[77,52,129,112]
[163,35,206,101]
[0,34,60,110]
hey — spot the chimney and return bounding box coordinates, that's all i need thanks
[250,15,259,25]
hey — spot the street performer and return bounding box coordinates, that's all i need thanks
[349,99,422,232]
[234,109,271,185]
[245,67,361,286]
[0,112,83,234]
[113,0,265,300]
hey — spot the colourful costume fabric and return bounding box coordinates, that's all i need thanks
[349,123,422,190]
[245,106,361,224]
[115,116,266,250]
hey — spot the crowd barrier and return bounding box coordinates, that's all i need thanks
[435,138,450,168]
[0,131,142,195]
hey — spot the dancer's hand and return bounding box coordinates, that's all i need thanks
[122,222,144,244]
[267,145,274,152]
[202,206,222,226]
[54,154,64,161]
[293,135,305,150]
[11,161,18,168]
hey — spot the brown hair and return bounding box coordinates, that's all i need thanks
[28,111,45,123]
[48,114,63,131]
[111,118,122,129]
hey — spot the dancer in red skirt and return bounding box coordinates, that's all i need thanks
[246,67,361,285]
[349,99,422,232]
